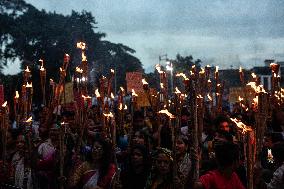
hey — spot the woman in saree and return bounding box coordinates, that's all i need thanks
[68,137,116,189]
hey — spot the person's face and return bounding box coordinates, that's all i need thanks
[133,131,145,145]
[92,142,104,161]
[156,153,171,175]
[16,135,25,153]
[131,149,144,167]
[176,139,186,155]
[220,121,230,132]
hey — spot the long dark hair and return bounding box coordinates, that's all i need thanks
[86,137,113,178]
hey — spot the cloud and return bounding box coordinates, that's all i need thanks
[23,0,284,71]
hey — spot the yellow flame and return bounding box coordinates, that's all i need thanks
[251,73,257,79]
[25,66,30,73]
[206,65,211,68]
[199,68,205,74]
[238,96,243,101]
[142,78,148,85]
[158,109,175,119]
[76,42,86,50]
[208,79,212,83]
[207,94,212,101]
[103,112,114,118]
[197,94,203,99]
[155,64,164,74]
[119,103,123,110]
[120,87,125,92]
[175,87,181,94]
[215,66,219,73]
[76,67,83,73]
[110,69,114,73]
[2,101,7,107]
[82,52,87,61]
[132,89,138,97]
[176,73,189,80]
[160,83,164,89]
[111,92,114,99]
[15,91,19,99]
[82,95,91,99]
[230,118,253,134]
[95,89,101,98]
[26,82,32,88]
[253,96,258,106]
[247,82,266,93]
[25,116,33,123]
[124,104,127,110]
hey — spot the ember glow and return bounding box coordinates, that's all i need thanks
[158,109,175,119]
[230,118,253,134]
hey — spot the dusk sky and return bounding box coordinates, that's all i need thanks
[4,0,284,74]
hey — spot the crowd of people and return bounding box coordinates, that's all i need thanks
[0,98,283,189]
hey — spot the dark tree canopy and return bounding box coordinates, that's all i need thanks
[0,0,143,102]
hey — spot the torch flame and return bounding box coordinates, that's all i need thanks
[197,94,203,99]
[155,64,164,74]
[208,79,212,83]
[76,42,86,50]
[251,73,257,79]
[25,116,33,123]
[15,91,19,99]
[40,65,45,71]
[103,112,114,118]
[120,87,125,92]
[111,93,114,99]
[2,101,7,107]
[160,83,164,89]
[26,82,33,88]
[82,95,91,99]
[238,96,243,101]
[230,118,253,134]
[207,94,212,101]
[247,82,266,93]
[176,73,189,80]
[95,89,101,98]
[142,78,148,85]
[132,89,138,97]
[199,68,205,74]
[175,87,181,94]
[110,69,114,74]
[124,105,127,110]
[82,52,87,62]
[215,66,219,73]
[119,103,123,110]
[76,67,83,73]
[158,109,175,119]
[25,66,30,73]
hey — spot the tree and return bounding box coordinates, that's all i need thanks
[0,0,143,104]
